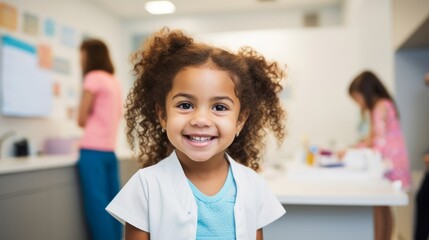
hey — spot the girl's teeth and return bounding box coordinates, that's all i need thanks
[189,136,212,142]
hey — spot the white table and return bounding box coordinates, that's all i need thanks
[262,162,408,240]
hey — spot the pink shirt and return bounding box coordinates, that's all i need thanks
[371,99,411,189]
[80,71,122,151]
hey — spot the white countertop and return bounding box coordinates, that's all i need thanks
[0,154,408,207]
[268,175,407,206]
[0,154,78,175]
[0,150,133,175]
[263,161,408,206]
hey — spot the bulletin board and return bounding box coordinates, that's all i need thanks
[0,35,52,117]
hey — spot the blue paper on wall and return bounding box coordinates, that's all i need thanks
[44,18,55,37]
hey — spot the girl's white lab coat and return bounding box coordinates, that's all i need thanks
[106,151,285,240]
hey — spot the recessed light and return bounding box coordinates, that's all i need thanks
[145,1,176,15]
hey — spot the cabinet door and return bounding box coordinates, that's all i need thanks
[49,184,89,240]
[0,191,49,240]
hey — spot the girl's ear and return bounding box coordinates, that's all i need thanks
[155,104,167,129]
[236,109,250,133]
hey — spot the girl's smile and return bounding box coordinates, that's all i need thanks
[184,134,217,147]
[157,65,248,164]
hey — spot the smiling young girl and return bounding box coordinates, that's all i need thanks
[106,29,286,240]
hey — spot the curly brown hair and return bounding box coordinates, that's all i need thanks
[126,28,286,171]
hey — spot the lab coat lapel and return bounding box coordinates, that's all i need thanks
[227,154,248,240]
[166,152,198,222]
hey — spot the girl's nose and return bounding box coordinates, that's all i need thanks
[189,109,212,127]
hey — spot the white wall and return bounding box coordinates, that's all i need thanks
[0,0,128,157]
[123,0,394,160]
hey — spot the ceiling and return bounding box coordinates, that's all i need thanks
[87,0,342,20]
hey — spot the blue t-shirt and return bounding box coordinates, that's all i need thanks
[188,167,237,240]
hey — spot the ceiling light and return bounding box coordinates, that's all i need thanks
[145,1,176,15]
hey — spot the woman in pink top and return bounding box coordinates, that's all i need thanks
[77,39,122,240]
[348,71,411,240]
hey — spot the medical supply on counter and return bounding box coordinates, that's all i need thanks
[306,145,318,166]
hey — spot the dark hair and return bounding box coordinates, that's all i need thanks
[125,28,286,171]
[80,39,114,75]
[348,71,397,113]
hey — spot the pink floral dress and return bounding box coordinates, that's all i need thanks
[370,99,411,189]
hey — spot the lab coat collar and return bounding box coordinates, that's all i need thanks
[164,150,247,239]
[165,151,244,193]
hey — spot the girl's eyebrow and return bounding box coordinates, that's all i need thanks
[172,93,235,104]
[212,96,235,105]
[172,93,195,100]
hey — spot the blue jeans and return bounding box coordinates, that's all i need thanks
[77,149,122,240]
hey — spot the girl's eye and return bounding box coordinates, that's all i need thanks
[213,105,229,111]
[177,103,193,110]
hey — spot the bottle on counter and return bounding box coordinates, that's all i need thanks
[306,145,318,166]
